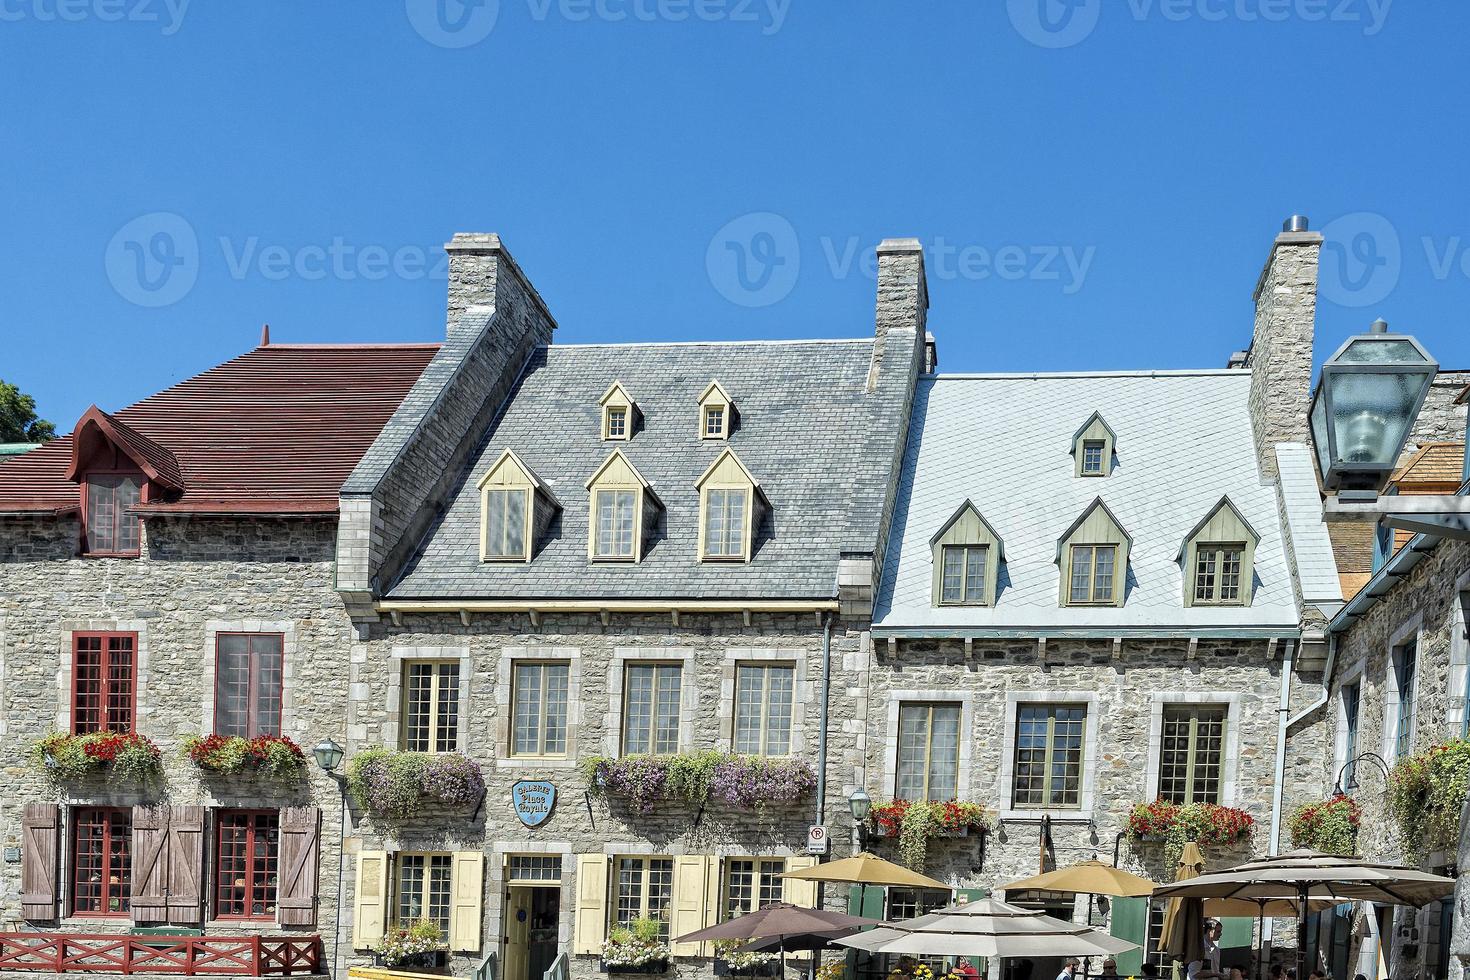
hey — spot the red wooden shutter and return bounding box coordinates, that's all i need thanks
[166,806,205,925]
[20,804,59,921]
[276,807,321,926]
[130,805,170,923]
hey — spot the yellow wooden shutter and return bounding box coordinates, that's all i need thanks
[352,850,389,949]
[669,856,712,957]
[784,856,818,908]
[573,854,609,955]
[449,851,485,953]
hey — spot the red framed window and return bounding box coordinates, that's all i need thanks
[214,633,285,738]
[83,474,143,556]
[72,632,137,734]
[72,807,132,916]
[215,811,279,920]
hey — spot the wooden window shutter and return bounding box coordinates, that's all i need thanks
[783,856,818,908]
[129,804,170,924]
[353,851,390,949]
[448,851,485,953]
[572,854,609,955]
[20,804,59,921]
[276,807,321,927]
[669,856,711,957]
[166,806,205,925]
[1109,896,1147,977]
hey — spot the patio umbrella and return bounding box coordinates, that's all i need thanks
[1151,849,1457,978]
[674,902,881,977]
[836,897,1135,977]
[1158,842,1207,969]
[1203,897,1334,918]
[1000,859,1157,899]
[781,851,951,931]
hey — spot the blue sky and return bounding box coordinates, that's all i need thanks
[3,1,1468,428]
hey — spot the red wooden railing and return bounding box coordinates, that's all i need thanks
[0,933,322,975]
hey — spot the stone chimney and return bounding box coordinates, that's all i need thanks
[868,238,929,392]
[1246,216,1322,479]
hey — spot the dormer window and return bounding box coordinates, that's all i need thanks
[600,382,637,442]
[930,500,1004,607]
[1056,498,1131,608]
[64,405,183,559]
[698,381,735,441]
[85,474,143,556]
[696,449,766,562]
[586,450,660,562]
[1178,496,1259,607]
[1071,412,1116,478]
[477,449,560,563]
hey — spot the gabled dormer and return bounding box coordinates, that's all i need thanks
[1177,496,1259,607]
[1071,412,1116,478]
[64,406,182,557]
[599,382,638,441]
[694,448,767,562]
[698,381,736,440]
[476,449,561,562]
[930,500,1004,606]
[1055,497,1130,607]
[585,450,661,562]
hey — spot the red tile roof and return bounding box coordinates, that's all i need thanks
[0,343,439,516]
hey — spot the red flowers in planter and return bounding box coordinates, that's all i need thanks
[1125,799,1254,847]
[183,733,307,778]
[82,732,158,763]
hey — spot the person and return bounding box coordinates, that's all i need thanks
[1056,958,1080,980]
[1353,974,1368,980]
[954,960,980,979]
[1226,967,1245,980]
[1269,965,1286,980]
[1097,958,1120,979]
[1186,919,1224,980]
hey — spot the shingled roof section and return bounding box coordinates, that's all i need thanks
[0,344,439,515]
[386,338,896,601]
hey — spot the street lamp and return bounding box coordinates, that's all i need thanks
[312,738,345,773]
[1309,319,1437,496]
[312,738,348,980]
[848,788,871,847]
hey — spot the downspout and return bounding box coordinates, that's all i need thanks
[1264,638,1297,950]
[816,613,833,827]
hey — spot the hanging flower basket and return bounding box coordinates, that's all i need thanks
[347,748,486,820]
[583,752,816,814]
[1387,738,1470,857]
[1125,800,1253,867]
[1287,795,1361,855]
[868,799,993,872]
[32,731,164,784]
[183,734,307,781]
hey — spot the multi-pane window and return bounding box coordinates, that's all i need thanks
[940,545,988,605]
[84,474,142,555]
[1158,706,1226,804]
[397,853,454,932]
[1068,545,1116,604]
[512,661,570,757]
[895,703,961,801]
[507,855,562,883]
[1012,704,1086,808]
[1081,441,1105,476]
[215,811,278,919]
[606,407,628,439]
[594,489,638,560]
[1342,682,1361,789]
[723,858,786,918]
[614,857,674,938]
[403,661,460,753]
[215,633,284,739]
[72,808,131,916]
[733,663,794,756]
[1394,639,1417,759]
[623,664,682,755]
[1194,546,1245,604]
[888,888,949,921]
[703,489,748,559]
[705,406,725,438]
[483,488,528,559]
[72,632,136,734]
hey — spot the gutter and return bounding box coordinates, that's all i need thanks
[1327,531,1441,633]
[871,626,1300,641]
[1263,638,1297,947]
[376,598,839,615]
[815,614,832,829]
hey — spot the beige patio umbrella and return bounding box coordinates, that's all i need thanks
[1203,897,1334,918]
[1001,859,1157,897]
[1158,842,1207,968]
[780,852,952,890]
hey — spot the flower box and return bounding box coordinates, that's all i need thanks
[715,958,783,976]
[867,800,993,872]
[32,731,164,784]
[374,949,449,973]
[584,752,816,814]
[601,959,670,975]
[346,749,486,820]
[184,734,307,781]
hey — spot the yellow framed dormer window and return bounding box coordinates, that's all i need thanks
[929,499,1005,607]
[1055,497,1131,608]
[697,381,735,440]
[477,449,559,563]
[1070,411,1116,478]
[1177,496,1259,608]
[586,449,660,562]
[695,448,767,563]
[600,382,637,441]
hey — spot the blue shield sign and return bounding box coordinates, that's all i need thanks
[511,780,557,828]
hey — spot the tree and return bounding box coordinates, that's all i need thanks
[0,380,56,443]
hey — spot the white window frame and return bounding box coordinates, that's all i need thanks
[1333,660,1366,792]
[880,690,973,802]
[1382,615,1423,764]
[1142,692,1242,808]
[605,648,697,757]
[999,690,1101,820]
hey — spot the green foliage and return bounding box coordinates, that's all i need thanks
[374,918,446,965]
[0,380,55,443]
[869,800,994,872]
[347,748,425,817]
[663,750,723,804]
[1287,795,1360,855]
[182,734,306,780]
[33,731,164,785]
[1388,738,1470,857]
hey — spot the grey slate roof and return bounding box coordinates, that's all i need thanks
[874,370,1308,633]
[387,339,894,600]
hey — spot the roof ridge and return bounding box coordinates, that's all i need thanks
[258,343,443,351]
[545,338,872,350]
[929,369,1246,380]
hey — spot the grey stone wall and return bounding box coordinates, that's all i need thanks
[1248,231,1322,481]
[1409,369,1470,452]
[0,515,352,969]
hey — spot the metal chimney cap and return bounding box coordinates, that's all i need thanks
[1283,215,1310,233]
[1370,318,1389,333]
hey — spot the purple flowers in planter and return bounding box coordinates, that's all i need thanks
[709,756,816,809]
[347,748,486,820]
[587,752,815,813]
[595,756,670,813]
[421,752,487,808]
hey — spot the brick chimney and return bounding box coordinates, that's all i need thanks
[868,238,929,392]
[1246,216,1322,479]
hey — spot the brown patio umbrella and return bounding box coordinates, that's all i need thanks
[1158,842,1208,968]
[675,902,881,977]
[1000,859,1157,899]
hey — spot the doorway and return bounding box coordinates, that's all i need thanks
[504,885,561,980]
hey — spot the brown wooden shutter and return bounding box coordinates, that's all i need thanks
[166,806,205,925]
[130,804,170,923]
[276,807,321,926]
[20,804,59,921]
